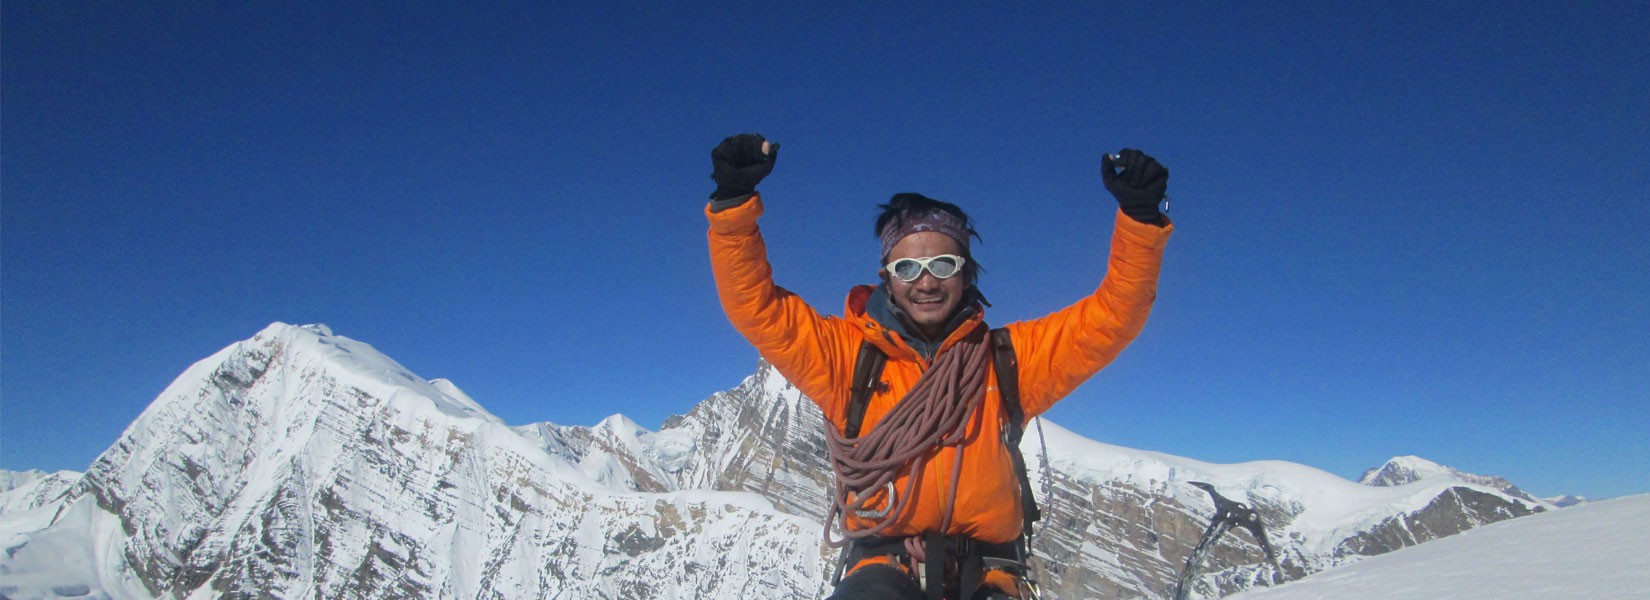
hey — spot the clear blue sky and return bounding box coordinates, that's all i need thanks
[4,3,1646,500]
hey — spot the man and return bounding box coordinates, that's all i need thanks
[704,133,1172,599]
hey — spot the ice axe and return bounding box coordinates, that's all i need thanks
[1171,482,1279,600]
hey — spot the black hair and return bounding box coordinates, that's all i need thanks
[875,192,983,280]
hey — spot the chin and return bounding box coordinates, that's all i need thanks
[912,307,954,328]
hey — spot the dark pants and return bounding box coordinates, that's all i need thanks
[825,564,1016,600]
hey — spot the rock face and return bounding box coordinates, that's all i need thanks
[1335,487,1542,559]
[0,324,1555,599]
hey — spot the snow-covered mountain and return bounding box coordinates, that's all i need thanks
[1227,494,1650,599]
[0,324,825,599]
[1006,425,1549,598]
[1543,494,1592,508]
[0,470,79,515]
[0,324,1568,599]
[1359,455,1543,504]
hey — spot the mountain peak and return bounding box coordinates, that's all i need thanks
[245,321,496,422]
[1359,455,1451,486]
[1359,455,1548,508]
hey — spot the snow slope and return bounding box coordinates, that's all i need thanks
[1229,494,1650,599]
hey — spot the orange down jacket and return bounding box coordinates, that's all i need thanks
[707,195,1172,545]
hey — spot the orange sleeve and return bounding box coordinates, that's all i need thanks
[1007,210,1172,417]
[706,196,856,415]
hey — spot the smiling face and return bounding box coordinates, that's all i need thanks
[882,231,970,340]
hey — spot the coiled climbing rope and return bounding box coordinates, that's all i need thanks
[823,328,991,549]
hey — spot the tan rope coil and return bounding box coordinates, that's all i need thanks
[824,327,992,550]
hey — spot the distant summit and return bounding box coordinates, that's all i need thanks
[1359,455,1544,504]
[1544,494,1593,508]
[1358,455,1454,486]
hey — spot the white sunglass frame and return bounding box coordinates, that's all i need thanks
[884,254,968,282]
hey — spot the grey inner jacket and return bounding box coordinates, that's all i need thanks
[865,284,986,362]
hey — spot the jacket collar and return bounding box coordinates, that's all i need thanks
[849,284,986,362]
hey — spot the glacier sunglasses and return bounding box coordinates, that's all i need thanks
[884,254,967,282]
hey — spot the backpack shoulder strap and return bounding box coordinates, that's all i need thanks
[845,340,887,439]
[990,327,1043,530]
[991,328,1024,435]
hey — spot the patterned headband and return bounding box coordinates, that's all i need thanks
[878,209,970,258]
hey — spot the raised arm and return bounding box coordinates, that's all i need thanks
[705,134,853,410]
[1009,149,1175,416]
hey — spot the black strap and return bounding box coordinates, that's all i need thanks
[990,328,1043,532]
[919,534,988,600]
[924,532,945,600]
[845,340,888,439]
[991,328,1024,433]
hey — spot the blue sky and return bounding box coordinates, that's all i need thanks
[3,3,1646,500]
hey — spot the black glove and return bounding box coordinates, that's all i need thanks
[709,133,780,201]
[1102,148,1168,224]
